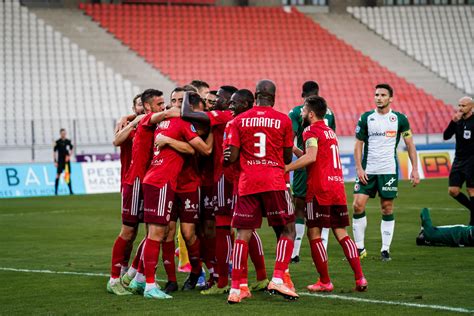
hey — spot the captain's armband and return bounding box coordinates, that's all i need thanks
[305,137,318,149]
[402,130,412,138]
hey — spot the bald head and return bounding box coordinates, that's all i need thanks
[457,96,473,119]
[255,79,276,106]
[459,96,473,106]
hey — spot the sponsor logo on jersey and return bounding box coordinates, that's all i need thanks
[327,175,344,182]
[368,132,386,137]
[369,118,375,121]
[385,177,396,186]
[389,115,397,122]
[211,111,218,117]
[386,131,396,137]
[464,130,471,139]
[191,125,197,133]
[381,186,398,192]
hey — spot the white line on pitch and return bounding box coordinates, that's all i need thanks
[0,267,167,281]
[299,292,473,314]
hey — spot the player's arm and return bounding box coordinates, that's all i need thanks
[149,107,181,125]
[155,134,195,155]
[283,147,293,165]
[285,138,317,172]
[53,143,58,166]
[403,132,420,187]
[113,114,144,146]
[181,92,210,126]
[292,145,304,158]
[354,139,368,185]
[188,132,213,156]
[115,113,138,133]
[225,145,240,164]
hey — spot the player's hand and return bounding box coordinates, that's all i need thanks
[410,169,420,187]
[154,134,171,148]
[165,107,181,118]
[130,114,144,127]
[452,110,463,122]
[356,168,369,185]
[223,147,231,162]
[65,156,70,162]
[114,116,129,133]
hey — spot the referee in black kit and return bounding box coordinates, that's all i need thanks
[54,128,74,195]
[443,96,474,225]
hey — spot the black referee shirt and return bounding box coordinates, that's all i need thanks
[443,114,474,160]
[54,138,74,162]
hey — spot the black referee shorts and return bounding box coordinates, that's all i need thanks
[449,158,474,188]
[56,161,70,174]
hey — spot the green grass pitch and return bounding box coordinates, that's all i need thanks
[1,178,473,315]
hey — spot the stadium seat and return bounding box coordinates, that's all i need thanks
[80,3,453,135]
[0,0,140,147]
[348,6,473,95]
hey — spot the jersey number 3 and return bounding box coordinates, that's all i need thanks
[254,132,266,158]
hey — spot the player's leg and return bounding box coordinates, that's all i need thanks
[248,230,268,291]
[199,185,217,288]
[142,183,174,299]
[352,193,370,257]
[380,198,395,261]
[54,163,64,195]
[122,235,145,286]
[466,161,474,225]
[265,190,298,300]
[448,160,471,212]
[162,220,177,292]
[291,196,305,263]
[227,194,261,304]
[330,205,367,291]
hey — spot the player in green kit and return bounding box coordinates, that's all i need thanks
[288,81,336,262]
[352,83,420,262]
[417,208,473,247]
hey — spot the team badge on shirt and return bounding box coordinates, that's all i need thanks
[390,115,397,122]
[191,125,197,133]
[464,130,471,139]
[355,126,361,133]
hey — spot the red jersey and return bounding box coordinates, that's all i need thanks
[143,118,199,190]
[228,106,293,196]
[120,129,135,186]
[303,120,347,205]
[124,112,155,185]
[207,110,233,183]
[176,156,201,193]
[223,119,239,184]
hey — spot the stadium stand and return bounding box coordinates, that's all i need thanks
[347,6,473,95]
[80,3,452,136]
[0,0,139,147]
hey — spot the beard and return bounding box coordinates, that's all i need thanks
[302,116,311,128]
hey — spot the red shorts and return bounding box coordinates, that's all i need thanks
[121,178,144,227]
[171,190,200,224]
[232,190,295,229]
[143,183,175,225]
[200,185,216,221]
[306,197,349,228]
[215,175,233,217]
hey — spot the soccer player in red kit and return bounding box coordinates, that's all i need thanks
[141,91,214,299]
[226,80,297,304]
[112,94,144,276]
[107,89,165,295]
[285,96,368,292]
[182,85,237,289]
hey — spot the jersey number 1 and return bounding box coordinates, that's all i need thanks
[330,144,342,169]
[254,132,266,158]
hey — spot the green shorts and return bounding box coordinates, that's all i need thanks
[353,174,398,199]
[292,168,307,198]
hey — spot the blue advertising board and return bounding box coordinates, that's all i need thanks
[0,163,85,198]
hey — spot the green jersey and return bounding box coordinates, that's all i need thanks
[288,104,336,150]
[355,109,412,175]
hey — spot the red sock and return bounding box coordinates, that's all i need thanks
[143,238,160,284]
[122,239,134,269]
[131,237,146,270]
[162,240,177,282]
[111,236,128,278]
[249,231,267,281]
[216,227,232,288]
[310,238,330,284]
[273,237,294,279]
[339,236,364,280]
[203,236,216,275]
[187,238,202,275]
[231,240,248,290]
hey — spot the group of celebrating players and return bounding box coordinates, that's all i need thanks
[106,78,420,304]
